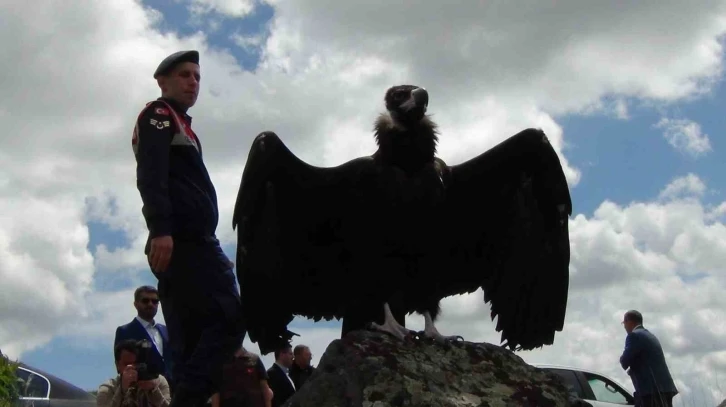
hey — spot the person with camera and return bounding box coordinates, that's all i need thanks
[97,339,171,407]
[114,286,172,391]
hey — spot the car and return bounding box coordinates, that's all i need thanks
[532,363,636,406]
[13,361,96,407]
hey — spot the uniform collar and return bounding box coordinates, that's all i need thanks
[158,97,192,123]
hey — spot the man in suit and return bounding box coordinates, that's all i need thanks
[619,310,678,407]
[115,286,173,391]
[266,344,296,407]
[289,345,315,390]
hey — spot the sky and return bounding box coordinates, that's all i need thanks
[1,0,725,405]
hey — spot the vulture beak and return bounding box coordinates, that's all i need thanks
[399,87,429,120]
[411,87,428,111]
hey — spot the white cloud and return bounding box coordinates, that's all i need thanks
[614,99,629,120]
[230,32,265,52]
[659,174,708,201]
[656,117,713,157]
[1,1,726,406]
[188,0,256,18]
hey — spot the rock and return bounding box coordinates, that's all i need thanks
[282,330,590,407]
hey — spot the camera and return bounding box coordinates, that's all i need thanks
[133,339,160,381]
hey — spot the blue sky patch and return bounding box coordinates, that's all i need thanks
[87,220,127,253]
[557,85,725,216]
[143,0,274,71]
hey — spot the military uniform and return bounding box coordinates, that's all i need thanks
[132,50,243,406]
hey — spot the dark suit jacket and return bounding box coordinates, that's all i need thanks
[620,326,678,397]
[289,363,315,389]
[114,318,172,382]
[266,364,296,407]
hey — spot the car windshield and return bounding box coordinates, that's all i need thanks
[585,373,630,404]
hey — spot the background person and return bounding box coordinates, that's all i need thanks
[619,310,678,407]
[114,286,172,391]
[211,345,273,407]
[289,345,315,389]
[97,339,171,407]
[266,345,295,407]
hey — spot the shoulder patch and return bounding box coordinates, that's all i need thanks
[149,118,171,130]
[154,107,170,116]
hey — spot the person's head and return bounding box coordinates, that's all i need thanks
[293,345,312,368]
[234,343,249,358]
[134,285,159,320]
[154,50,200,111]
[114,340,139,374]
[622,310,643,333]
[274,344,293,368]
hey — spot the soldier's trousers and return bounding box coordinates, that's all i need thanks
[152,237,243,407]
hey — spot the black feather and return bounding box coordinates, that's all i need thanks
[233,85,572,355]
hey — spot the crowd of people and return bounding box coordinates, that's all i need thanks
[96,285,315,407]
[94,285,679,407]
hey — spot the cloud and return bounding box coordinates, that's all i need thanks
[257,0,726,110]
[658,174,707,201]
[1,0,726,405]
[655,117,713,157]
[230,32,265,52]
[188,0,256,18]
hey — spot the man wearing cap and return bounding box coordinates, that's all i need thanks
[132,50,243,407]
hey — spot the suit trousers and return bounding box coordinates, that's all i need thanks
[152,238,243,407]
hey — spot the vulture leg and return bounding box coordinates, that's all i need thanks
[368,302,411,341]
[421,311,464,344]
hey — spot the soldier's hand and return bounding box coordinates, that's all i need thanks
[149,235,174,273]
[121,365,137,390]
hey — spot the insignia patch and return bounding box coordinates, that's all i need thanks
[155,107,170,115]
[149,118,171,130]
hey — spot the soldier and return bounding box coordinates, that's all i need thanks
[132,50,243,407]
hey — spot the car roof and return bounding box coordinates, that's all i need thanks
[531,363,632,392]
[18,362,96,401]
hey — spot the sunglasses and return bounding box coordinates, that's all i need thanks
[140,298,160,305]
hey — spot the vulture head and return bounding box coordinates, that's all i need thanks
[373,85,438,165]
[384,85,429,126]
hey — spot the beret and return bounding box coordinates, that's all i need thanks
[153,50,200,79]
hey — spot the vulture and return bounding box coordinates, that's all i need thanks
[232,85,572,355]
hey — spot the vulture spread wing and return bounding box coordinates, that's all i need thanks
[434,128,572,350]
[232,132,385,354]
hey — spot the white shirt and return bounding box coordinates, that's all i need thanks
[136,316,164,357]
